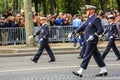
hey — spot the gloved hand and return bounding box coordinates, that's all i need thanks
[87,35,94,41]
[68,32,72,38]
[99,35,103,38]
[109,36,113,40]
[40,38,43,41]
[28,35,34,39]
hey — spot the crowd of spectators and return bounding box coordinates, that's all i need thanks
[0,10,120,45]
[0,11,25,45]
[0,10,120,28]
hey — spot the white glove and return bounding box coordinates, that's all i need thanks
[79,35,81,39]
[87,35,94,41]
[109,36,113,39]
[28,35,33,39]
[40,38,43,41]
[68,32,72,38]
[99,35,102,38]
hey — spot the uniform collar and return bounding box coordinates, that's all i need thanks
[42,22,47,26]
[89,14,95,18]
[109,22,114,25]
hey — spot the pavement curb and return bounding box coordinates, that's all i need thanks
[0,41,120,57]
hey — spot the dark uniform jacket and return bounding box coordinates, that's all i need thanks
[35,24,49,42]
[104,23,118,39]
[76,14,104,44]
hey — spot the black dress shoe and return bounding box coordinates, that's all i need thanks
[72,71,82,77]
[48,60,55,62]
[77,56,83,59]
[30,58,37,63]
[116,58,120,61]
[96,72,108,77]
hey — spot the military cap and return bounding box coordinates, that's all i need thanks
[85,5,96,10]
[107,14,115,19]
[40,16,47,20]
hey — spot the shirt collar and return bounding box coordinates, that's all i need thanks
[89,14,94,18]
[109,22,114,25]
[42,22,47,26]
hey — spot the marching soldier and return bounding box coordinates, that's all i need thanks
[72,5,108,77]
[100,15,120,60]
[29,17,55,63]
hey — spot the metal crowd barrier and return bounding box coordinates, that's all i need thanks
[0,27,26,45]
[0,26,74,45]
[0,26,120,45]
[49,25,74,42]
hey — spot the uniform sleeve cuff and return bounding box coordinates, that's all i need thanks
[94,33,99,37]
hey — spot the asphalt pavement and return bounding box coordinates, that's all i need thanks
[0,41,120,80]
[0,53,120,80]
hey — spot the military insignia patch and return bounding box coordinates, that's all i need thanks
[88,22,92,26]
[41,29,44,33]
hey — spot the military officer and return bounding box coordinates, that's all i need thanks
[30,17,55,63]
[101,15,120,60]
[72,5,108,77]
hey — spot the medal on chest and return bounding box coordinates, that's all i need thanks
[41,29,44,33]
[88,22,92,26]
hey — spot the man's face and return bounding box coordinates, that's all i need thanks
[86,9,95,16]
[107,18,113,23]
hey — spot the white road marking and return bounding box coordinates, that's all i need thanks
[0,64,120,73]
[96,77,120,80]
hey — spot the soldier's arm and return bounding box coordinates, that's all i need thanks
[104,28,108,35]
[93,18,104,37]
[44,26,49,39]
[76,23,86,33]
[113,25,118,36]
[33,29,41,37]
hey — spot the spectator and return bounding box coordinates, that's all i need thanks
[101,15,108,29]
[50,16,56,26]
[72,14,83,47]
[54,14,64,39]
[0,17,9,45]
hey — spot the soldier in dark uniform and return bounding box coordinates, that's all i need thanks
[100,15,120,60]
[30,17,55,63]
[72,5,108,77]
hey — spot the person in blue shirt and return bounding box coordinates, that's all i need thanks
[72,14,83,47]
[54,15,63,39]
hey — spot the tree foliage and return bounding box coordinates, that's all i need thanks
[0,0,120,15]
[0,0,5,14]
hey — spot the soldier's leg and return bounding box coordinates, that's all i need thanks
[93,46,106,67]
[101,39,113,60]
[79,44,86,58]
[111,41,120,59]
[45,43,55,61]
[81,44,95,69]
[93,46,107,76]
[76,44,95,75]
[33,42,45,61]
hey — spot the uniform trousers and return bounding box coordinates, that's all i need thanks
[102,38,120,60]
[79,44,86,58]
[81,44,106,69]
[33,41,55,61]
